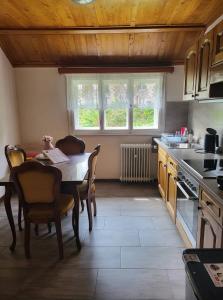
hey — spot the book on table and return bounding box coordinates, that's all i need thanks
[42,148,69,164]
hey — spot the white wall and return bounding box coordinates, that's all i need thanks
[0,48,21,196]
[166,65,184,102]
[15,66,184,179]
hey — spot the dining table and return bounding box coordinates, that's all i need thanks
[0,153,90,252]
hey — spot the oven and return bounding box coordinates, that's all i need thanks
[177,167,199,247]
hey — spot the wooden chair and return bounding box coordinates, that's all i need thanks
[55,135,85,155]
[5,145,26,231]
[77,144,101,231]
[12,161,76,259]
[56,135,86,211]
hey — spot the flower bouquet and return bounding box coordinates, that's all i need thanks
[42,135,54,150]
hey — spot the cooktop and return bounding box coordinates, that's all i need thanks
[183,159,223,179]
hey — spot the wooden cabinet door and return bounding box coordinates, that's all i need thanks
[166,165,177,222]
[212,20,223,65]
[183,44,198,101]
[196,31,213,100]
[158,157,166,201]
[197,205,223,248]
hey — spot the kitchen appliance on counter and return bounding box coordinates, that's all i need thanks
[204,128,219,153]
[183,248,223,300]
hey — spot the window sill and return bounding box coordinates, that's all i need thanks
[72,129,163,136]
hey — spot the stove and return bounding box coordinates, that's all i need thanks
[183,159,223,179]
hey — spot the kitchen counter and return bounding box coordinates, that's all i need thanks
[154,138,223,207]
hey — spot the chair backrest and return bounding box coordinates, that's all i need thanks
[87,144,101,188]
[5,145,26,169]
[12,161,62,207]
[55,135,85,155]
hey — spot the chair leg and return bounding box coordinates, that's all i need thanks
[86,197,93,232]
[72,207,76,236]
[47,223,52,233]
[80,200,84,212]
[24,220,31,259]
[18,202,23,231]
[92,193,97,217]
[55,218,64,260]
[34,224,39,236]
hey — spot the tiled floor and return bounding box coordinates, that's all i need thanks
[0,182,186,300]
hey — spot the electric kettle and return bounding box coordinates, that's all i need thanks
[204,128,219,153]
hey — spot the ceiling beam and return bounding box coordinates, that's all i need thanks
[0,24,205,35]
[58,65,174,74]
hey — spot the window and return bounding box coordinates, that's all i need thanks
[67,73,164,134]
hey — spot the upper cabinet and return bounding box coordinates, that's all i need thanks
[183,44,198,101]
[183,19,223,101]
[195,31,213,100]
[212,21,223,66]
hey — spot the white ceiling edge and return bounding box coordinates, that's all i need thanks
[205,14,223,33]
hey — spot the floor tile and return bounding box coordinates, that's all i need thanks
[95,269,174,299]
[104,216,155,230]
[84,229,140,247]
[62,246,121,268]
[18,268,98,300]
[0,183,186,300]
[152,215,176,229]
[121,246,184,269]
[168,269,186,300]
[139,229,185,247]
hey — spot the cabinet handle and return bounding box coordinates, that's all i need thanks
[195,93,199,97]
[198,206,202,210]
[191,95,195,97]
[169,161,174,166]
[206,201,212,206]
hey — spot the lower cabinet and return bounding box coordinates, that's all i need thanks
[166,161,177,222]
[157,148,167,201]
[197,204,223,248]
[157,145,223,249]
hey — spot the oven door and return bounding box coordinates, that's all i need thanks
[177,181,199,247]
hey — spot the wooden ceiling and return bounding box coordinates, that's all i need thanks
[0,0,222,67]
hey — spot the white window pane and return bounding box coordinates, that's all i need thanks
[73,80,100,130]
[103,79,129,129]
[103,80,128,109]
[133,78,161,129]
[133,79,158,108]
[75,81,99,108]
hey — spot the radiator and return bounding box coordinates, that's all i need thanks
[120,144,152,182]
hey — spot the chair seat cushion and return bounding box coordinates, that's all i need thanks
[27,194,74,222]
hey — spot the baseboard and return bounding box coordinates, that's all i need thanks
[95,179,120,182]
[95,179,158,184]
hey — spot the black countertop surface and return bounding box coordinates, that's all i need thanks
[154,138,223,207]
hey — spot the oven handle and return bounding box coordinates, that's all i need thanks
[177,181,198,200]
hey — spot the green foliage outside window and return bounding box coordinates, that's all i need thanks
[79,108,99,128]
[78,107,155,129]
[133,108,154,128]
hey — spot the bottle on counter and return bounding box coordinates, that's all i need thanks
[188,129,194,144]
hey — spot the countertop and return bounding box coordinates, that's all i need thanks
[154,138,223,207]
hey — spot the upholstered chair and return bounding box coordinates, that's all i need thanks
[5,145,26,231]
[12,161,76,259]
[55,135,85,155]
[77,144,101,231]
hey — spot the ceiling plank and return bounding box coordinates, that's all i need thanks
[0,25,205,36]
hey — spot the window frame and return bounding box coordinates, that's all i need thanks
[66,73,166,135]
